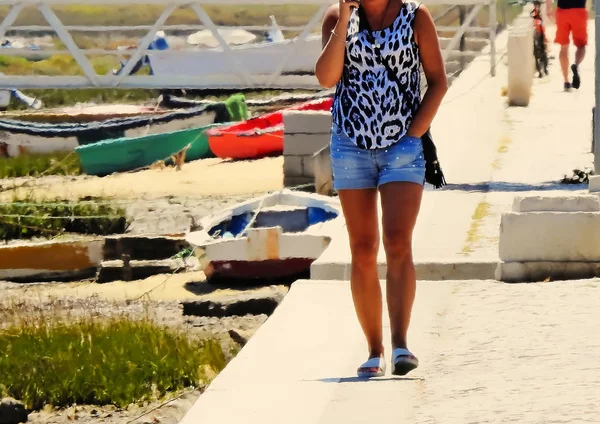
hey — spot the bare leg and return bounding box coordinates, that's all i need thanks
[559,44,570,83]
[575,46,585,65]
[338,188,383,359]
[379,182,423,350]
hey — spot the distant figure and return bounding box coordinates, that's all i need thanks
[547,0,588,90]
[114,31,170,76]
[264,15,285,43]
[0,72,42,110]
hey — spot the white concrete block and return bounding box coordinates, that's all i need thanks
[283,155,304,177]
[512,195,600,212]
[302,156,314,177]
[310,259,497,281]
[499,212,600,262]
[283,111,332,134]
[283,133,329,156]
[589,175,600,193]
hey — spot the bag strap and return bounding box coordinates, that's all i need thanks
[357,3,420,87]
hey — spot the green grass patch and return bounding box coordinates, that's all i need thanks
[0,151,82,179]
[0,198,127,240]
[0,316,227,410]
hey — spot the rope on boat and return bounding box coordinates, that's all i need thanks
[0,102,220,137]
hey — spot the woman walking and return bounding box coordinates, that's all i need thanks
[315,0,447,377]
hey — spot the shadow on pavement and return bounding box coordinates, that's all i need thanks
[433,181,587,193]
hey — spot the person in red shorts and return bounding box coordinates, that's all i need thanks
[547,0,588,90]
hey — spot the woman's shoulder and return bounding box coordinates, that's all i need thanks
[404,0,427,15]
[324,3,341,21]
[412,2,434,26]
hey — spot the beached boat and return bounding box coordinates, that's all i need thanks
[147,35,322,89]
[185,189,341,282]
[0,104,173,124]
[207,97,332,160]
[76,123,218,176]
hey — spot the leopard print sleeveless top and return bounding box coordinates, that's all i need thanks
[332,1,421,149]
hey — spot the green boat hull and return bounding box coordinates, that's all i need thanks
[76,125,213,176]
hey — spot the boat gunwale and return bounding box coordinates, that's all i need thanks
[206,97,333,137]
[185,189,341,248]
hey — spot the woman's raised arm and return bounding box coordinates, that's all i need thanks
[314,1,358,88]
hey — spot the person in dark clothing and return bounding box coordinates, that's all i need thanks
[547,0,588,90]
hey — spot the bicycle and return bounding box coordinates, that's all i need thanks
[509,0,550,78]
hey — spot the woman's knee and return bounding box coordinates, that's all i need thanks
[350,237,379,264]
[382,232,412,261]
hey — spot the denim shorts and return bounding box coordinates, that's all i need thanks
[330,124,426,190]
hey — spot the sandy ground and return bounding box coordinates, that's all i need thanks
[0,156,285,202]
[0,271,287,303]
[0,154,290,424]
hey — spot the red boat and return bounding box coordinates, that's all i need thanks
[207,97,333,160]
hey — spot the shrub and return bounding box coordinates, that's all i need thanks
[0,199,127,240]
[0,151,82,179]
[0,316,227,410]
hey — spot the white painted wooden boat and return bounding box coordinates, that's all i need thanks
[185,189,341,282]
[147,35,322,88]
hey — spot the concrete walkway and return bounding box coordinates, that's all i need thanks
[312,20,594,280]
[180,278,600,423]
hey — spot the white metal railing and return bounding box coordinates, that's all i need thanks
[0,0,497,89]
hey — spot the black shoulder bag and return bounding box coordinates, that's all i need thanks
[358,6,446,189]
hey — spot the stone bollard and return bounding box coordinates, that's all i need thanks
[282,111,332,189]
[507,17,534,106]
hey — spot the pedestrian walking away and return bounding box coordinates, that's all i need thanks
[547,0,588,90]
[315,0,448,377]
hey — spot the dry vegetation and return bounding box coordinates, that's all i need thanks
[0,301,230,411]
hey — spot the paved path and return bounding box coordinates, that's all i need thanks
[180,278,600,423]
[312,19,594,279]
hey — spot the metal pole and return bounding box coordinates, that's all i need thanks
[595,0,600,172]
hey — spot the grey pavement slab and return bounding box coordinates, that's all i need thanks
[180,278,600,423]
